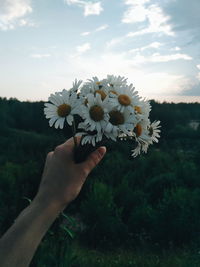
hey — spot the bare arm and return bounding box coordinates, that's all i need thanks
[0,137,106,267]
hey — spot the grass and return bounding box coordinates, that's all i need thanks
[71,244,200,267]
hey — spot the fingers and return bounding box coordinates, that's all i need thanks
[80,146,106,176]
[63,136,82,147]
[53,136,82,159]
[57,136,82,155]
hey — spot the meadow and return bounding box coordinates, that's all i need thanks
[0,98,200,266]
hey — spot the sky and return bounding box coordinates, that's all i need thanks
[0,0,200,102]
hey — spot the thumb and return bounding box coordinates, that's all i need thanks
[80,146,106,175]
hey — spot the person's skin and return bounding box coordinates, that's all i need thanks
[0,137,106,267]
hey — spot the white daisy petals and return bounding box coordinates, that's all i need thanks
[44,75,161,157]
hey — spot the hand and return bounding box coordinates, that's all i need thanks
[35,137,106,211]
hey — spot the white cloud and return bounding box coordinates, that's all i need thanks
[196,73,200,81]
[80,31,90,36]
[123,1,174,37]
[65,0,103,16]
[81,24,108,36]
[129,42,163,53]
[67,51,191,98]
[150,53,192,63]
[196,64,200,70]
[153,95,200,103]
[84,2,102,16]
[129,52,192,64]
[0,0,33,30]
[94,24,108,32]
[174,46,181,51]
[106,36,125,48]
[122,0,150,24]
[71,42,91,57]
[31,54,51,58]
[170,47,181,52]
[76,42,91,53]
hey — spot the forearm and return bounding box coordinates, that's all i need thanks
[0,198,64,267]
[0,139,106,267]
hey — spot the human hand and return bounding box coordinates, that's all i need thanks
[35,137,106,211]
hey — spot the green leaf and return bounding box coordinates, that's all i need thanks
[60,224,75,239]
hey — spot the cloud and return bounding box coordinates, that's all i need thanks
[106,36,125,48]
[71,42,91,57]
[31,54,51,58]
[129,42,163,53]
[84,1,102,16]
[148,53,192,63]
[154,95,200,103]
[0,0,33,30]
[182,81,200,96]
[123,1,174,37]
[65,0,103,16]
[122,0,150,24]
[80,24,108,36]
[164,0,200,32]
[66,51,192,98]
[127,51,192,64]
[161,0,200,45]
[196,73,200,81]
[81,31,90,36]
[94,24,108,32]
[76,42,91,53]
[170,46,181,51]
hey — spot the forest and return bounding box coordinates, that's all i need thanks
[0,97,200,266]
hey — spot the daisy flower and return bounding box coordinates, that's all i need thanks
[44,90,79,129]
[104,108,137,141]
[131,142,149,157]
[78,131,103,146]
[131,120,150,157]
[130,119,151,156]
[134,119,151,144]
[78,93,109,136]
[44,75,161,158]
[133,99,151,121]
[109,83,140,113]
[80,76,108,100]
[131,120,161,157]
[148,120,161,143]
[70,79,82,94]
[107,75,127,87]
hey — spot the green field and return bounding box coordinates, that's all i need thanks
[0,98,200,266]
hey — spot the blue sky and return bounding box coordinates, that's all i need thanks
[0,0,200,102]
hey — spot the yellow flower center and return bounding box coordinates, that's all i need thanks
[109,110,125,125]
[118,94,131,106]
[135,123,142,137]
[134,106,142,114]
[89,105,104,122]
[57,104,71,117]
[96,82,101,85]
[95,90,107,100]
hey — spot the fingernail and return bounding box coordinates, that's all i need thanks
[98,146,106,157]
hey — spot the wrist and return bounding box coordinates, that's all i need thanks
[32,194,68,217]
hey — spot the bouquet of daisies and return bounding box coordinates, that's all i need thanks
[44,75,160,162]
